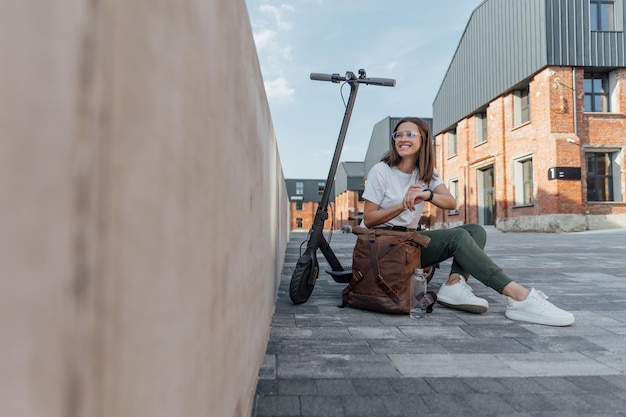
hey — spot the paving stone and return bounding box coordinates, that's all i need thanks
[460,323,537,338]
[258,354,276,379]
[340,395,388,417]
[495,352,619,376]
[351,378,396,395]
[460,377,512,394]
[503,392,564,413]
[492,376,546,393]
[366,338,445,354]
[254,229,626,417]
[600,374,626,390]
[463,392,519,415]
[278,353,402,379]
[564,375,625,393]
[255,379,278,395]
[389,353,521,377]
[514,335,608,353]
[314,379,358,396]
[424,377,476,393]
[398,325,474,339]
[346,326,407,339]
[589,352,626,373]
[270,326,352,340]
[387,378,435,395]
[300,396,345,417]
[437,336,531,354]
[278,379,318,395]
[531,376,586,393]
[420,393,486,416]
[256,395,300,417]
[380,394,429,417]
[277,338,372,355]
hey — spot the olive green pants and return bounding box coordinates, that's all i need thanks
[419,224,512,294]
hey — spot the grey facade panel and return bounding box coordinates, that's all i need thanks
[434,0,549,134]
[435,0,626,134]
[364,117,399,179]
[285,179,333,203]
[334,162,364,194]
[347,177,365,190]
[546,0,626,66]
[334,171,348,196]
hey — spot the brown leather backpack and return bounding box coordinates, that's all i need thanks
[340,226,434,314]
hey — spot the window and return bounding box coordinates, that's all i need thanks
[317,181,325,195]
[584,73,609,112]
[449,179,459,215]
[295,201,303,210]
[514,87,530,126]
[586,152,618,201]
[296,218,303,228]
[590,0,618,31]
[475,112,487,144]
[514,157,534,206]
[447,129,457,157]
[295,181,303,195]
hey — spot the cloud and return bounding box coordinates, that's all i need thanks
[259,4,295,30]
[249,2,298,103]
[265,77,295,101]
[385,61,398,71]
[253,29,277,49]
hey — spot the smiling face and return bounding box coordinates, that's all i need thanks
[393,121,422,158]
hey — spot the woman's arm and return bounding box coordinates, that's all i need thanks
[362,200,404,228]
[403,183,457,211]
[425,183,457,210]
[364,183,457,227]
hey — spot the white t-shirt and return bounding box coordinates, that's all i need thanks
[361,162,444,229]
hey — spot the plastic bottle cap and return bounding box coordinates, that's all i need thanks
[414,268,424,274]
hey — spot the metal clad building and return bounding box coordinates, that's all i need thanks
[335,161,365,195]
[434,0,626,134]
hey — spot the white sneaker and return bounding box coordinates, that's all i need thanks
[437,279,489,314]
[505,288,575,326]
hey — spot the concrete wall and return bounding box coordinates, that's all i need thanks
[0,1,289,416]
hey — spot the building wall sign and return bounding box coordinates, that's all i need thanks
[548,167,582,180]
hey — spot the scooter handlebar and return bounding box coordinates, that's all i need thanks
[310,73,339,82]
[310,72,395,87]
[362,77,396,87]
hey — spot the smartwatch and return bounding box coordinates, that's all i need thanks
[425,189,434,202]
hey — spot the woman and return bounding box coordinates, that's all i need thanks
[361,116,574,326]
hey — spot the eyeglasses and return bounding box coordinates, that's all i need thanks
[392,131,421,141]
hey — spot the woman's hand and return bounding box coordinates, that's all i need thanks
[403,183,430,211]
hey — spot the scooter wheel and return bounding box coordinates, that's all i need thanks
[289,261,318,305]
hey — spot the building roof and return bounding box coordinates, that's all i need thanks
[340,161,365,177]
[433,0,626,134]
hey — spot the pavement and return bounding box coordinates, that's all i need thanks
[253,227,626,417]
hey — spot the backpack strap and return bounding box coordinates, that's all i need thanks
[369,234,401,304]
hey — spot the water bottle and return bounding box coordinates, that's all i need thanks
[410,268,427,320]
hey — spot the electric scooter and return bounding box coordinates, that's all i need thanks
[289,69,396,305]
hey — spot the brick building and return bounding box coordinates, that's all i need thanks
[285,179,334,231]
[432,0,626,232]
[333,162,365,230]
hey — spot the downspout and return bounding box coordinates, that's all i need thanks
[572,67,577,136]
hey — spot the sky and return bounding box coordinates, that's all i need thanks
[245,0,485,179]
